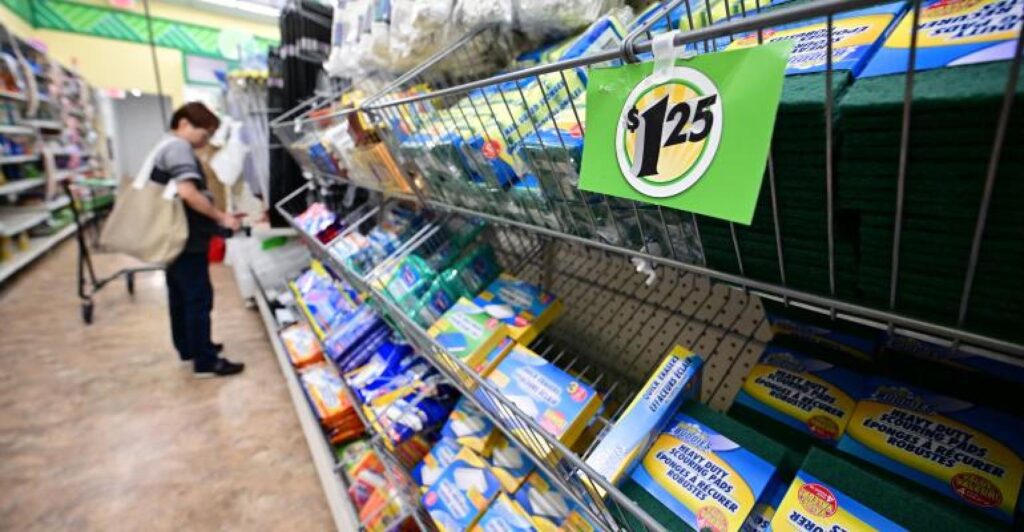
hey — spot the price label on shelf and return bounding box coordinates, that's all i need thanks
[579,41,791,225]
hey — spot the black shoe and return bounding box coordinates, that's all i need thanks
[194,358,245,378]
[182,344,221,363]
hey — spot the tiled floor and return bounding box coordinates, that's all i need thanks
[0,241,333,531]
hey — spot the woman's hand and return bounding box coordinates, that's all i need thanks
[218,212,243,231]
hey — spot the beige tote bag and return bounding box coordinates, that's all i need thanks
[99,138,189,265]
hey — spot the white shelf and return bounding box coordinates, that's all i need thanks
[0,210,50,236]
[0,124,35,135]
[46,195,70,211]
[0,177,44,195]
[0,154,41,165]
[253,289,359,532]
[0,218,79,284]
[0,89,27,102]
[52,168,84,181]
[20,119,62,131]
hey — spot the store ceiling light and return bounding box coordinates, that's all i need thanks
[196,0,280,18]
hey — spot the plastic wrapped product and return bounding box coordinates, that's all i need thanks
[377,391,454,444]
[281,323,325,368]
[514,0,623,40]
[294,202,337,239]
[423,446,503,531]
[451,0,514,33]
[384,254,437,309]
[322,305,386,363]
[410,273,469,328]
[345,341,416,398]
[338,326,393,373]
[448,242,500,296]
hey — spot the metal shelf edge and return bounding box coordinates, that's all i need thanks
[253,290,360,532]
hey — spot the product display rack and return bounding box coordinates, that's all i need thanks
[0,21,111,284]
[270,0,1024,530]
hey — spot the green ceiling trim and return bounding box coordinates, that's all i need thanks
[16,0,279,60]
[1,0,34,23]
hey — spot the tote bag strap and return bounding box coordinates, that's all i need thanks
[132,137,183,190]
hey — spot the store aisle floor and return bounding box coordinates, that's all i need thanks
[0,241,333,531]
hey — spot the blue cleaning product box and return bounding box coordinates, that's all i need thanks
[584,346,704,489]
[837,377,1024,521]
[412,438,463,491]
[726,2,908,76]
[488,433,535,494]
[513,470,574,531]
[630,413,778,531]
[423,446,503,532]
[769,470,906,531]
[484,343,602,457]
[881,333,1024,385]
[473,273,564,345]
[470,492,535,532]
[740,477,789,532]
[441,398,501,457]
[860,0,1024,78]
[734,346,865,443]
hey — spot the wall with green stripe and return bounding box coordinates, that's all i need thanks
[2,0,278,60]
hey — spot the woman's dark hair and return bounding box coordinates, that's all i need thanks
[169,101,220,132]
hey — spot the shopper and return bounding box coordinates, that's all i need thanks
[156,102,245,378]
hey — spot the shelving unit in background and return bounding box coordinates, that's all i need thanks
[0,21,111,285]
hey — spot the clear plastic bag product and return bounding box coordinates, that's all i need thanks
[388,0,455,70]
[514,0,623,40]
[451,0,514,32]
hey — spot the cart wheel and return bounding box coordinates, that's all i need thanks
[81,301,94,324]
[126,273,135,295]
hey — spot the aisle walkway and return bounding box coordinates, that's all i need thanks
[0,241,333,530]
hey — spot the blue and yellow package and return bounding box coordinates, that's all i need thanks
[560,504,602,532]
[629,413,778,532]
[423,446,503,532]
[585,346,704,489]
[441,398,501,457]
[428,297,510,374]
[769,470,905,531]
[740,477,789,532]
[514,470,573,531]
[881,332,1024,385]
[474,273,564,345]
[860,0,1024,78]
[489,433,535,494]
[837,378,1024,522]
[475,336,514,376]
[734,346,865,443]
[484,343,602,456]
[413,438,462,491]
[470,492,535,532]
[726,2,907,76]
[766,313,877,363]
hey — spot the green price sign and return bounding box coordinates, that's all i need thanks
[579,41,792,225]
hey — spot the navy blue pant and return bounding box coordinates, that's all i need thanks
[166,251,217,370]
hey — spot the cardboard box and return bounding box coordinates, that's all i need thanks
[489,433,535,494]
[440,398,500,457]
[514,470,573,531]
[423,447,503,532]
[837,378,1024,522]
[585,345,704,488]
[630,413,778,531]
[770,471,904,531]
[470,493,535,532]
[473,273,564,345]
[485,344,602,457]
[429,297,510,374]
[412,438,462,491]
[733,346,864,443]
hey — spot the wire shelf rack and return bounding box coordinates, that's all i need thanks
[277,181,778,531]
[275,0,1024,361]
[270,1,1024,529]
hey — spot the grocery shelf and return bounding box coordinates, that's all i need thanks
[0,213,81,284]
[0,124,36,135]
[0,177,44,196]
[0,154,41,165]
[0,89,26,101]
[19,119,63,131]
[251,273,360,532]
[287,285,433,531]
[0,210,50,237]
